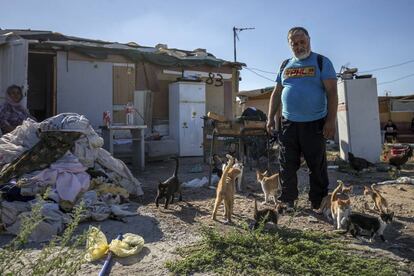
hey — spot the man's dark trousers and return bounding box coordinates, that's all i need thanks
[277,117,329,207]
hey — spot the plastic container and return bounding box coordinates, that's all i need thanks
[125,102,134,125]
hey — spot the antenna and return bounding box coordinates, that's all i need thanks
[233,26,255,62]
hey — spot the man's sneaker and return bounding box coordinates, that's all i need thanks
[285,201,295,213]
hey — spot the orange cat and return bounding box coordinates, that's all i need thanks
[256,170,281,205]
[364,184,389,214]
[212,155,241,223]
[331,180,352,229]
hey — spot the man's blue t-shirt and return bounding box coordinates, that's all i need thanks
[276,52,337,122]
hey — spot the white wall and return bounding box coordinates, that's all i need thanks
[57,51,112,128]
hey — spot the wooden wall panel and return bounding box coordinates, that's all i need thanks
[152,80,170,120]
[113,65,135,105]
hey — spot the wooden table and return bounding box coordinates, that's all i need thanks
[101,125,147,171]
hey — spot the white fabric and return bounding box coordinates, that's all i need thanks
[1,113,143,197]
[0,118,40,167]
[39,113,142,196]
[5,202,71,243]
[96,148,144,196]
[39,113,91,133]
[32,153,90,202]
[378,176,414,185]
[182,176,209,188]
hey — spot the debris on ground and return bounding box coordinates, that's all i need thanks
[0,113,143,241]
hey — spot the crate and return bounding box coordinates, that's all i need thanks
[215,121,243,135]
[243,120,266,129]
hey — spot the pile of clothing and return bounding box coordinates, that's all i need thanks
[0,113,143,242]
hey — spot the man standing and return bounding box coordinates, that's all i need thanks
[266,27,338,210]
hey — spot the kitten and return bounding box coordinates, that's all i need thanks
[331,180,352,229]
[364,184,389,213]
[345,212,394,242]
[212,155,241,223]
[155,157,182,209]
[256,170,281,205]
[318,184,353,221]
[253,198,278,228]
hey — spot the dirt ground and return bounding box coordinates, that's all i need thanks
[2,149,414,275]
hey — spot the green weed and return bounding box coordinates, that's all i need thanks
[166,224,407,276]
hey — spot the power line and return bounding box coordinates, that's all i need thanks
[359,59,414,73]
[378,73,414,85]
[245,67,277,75]
[243,67,276,82]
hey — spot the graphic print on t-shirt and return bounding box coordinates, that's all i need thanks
[284,66,316,79]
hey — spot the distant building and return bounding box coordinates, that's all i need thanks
[378,94,414,143]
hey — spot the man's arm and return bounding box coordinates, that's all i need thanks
[322,79,338,139]
[266,83,283,133]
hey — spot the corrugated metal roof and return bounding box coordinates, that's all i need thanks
[238,86,274,97]
[0,29,245,68]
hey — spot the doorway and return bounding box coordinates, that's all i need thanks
[27,52,55,121]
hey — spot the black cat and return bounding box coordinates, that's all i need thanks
[155,157,182,209]
[253,198,279,229]
[345,212,394,242]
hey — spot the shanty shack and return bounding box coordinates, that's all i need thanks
[0,29,243,129]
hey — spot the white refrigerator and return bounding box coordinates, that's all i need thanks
[169,82,206,156]
[337,78,382,163]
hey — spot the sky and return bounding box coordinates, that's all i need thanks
[1,0,414,96]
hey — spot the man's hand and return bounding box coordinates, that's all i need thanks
[266,120,275,134]
[323,119,336,139]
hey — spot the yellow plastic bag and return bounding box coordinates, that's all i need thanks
[85,226,145,262]
[109,233,145,257]
[85,226,109,262]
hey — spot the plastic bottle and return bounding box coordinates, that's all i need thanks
[103,111,111,127]
[126,102,134,125]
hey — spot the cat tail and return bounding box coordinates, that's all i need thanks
[370,183,378,193]
[172,157,179,177]
[225,154,235,167]
[331,180,343,202]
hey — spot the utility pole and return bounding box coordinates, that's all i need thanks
[385,90,392,120]
[233,26,255,62]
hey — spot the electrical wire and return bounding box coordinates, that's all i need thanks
[245,67,277,75]
[359,59,414,73]
[246,62,414,86]
[378,73,414,85]
[243,67,276,82]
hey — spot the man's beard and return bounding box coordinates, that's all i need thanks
[293,47,311,60]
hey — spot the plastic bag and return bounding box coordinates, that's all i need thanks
[85,226,144,262]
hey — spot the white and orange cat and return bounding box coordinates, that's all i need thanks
[212,155,241,223]
[331,180,352,229]
[364,184,389,214]
[318,183,353,221]
[256,170,281,205]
